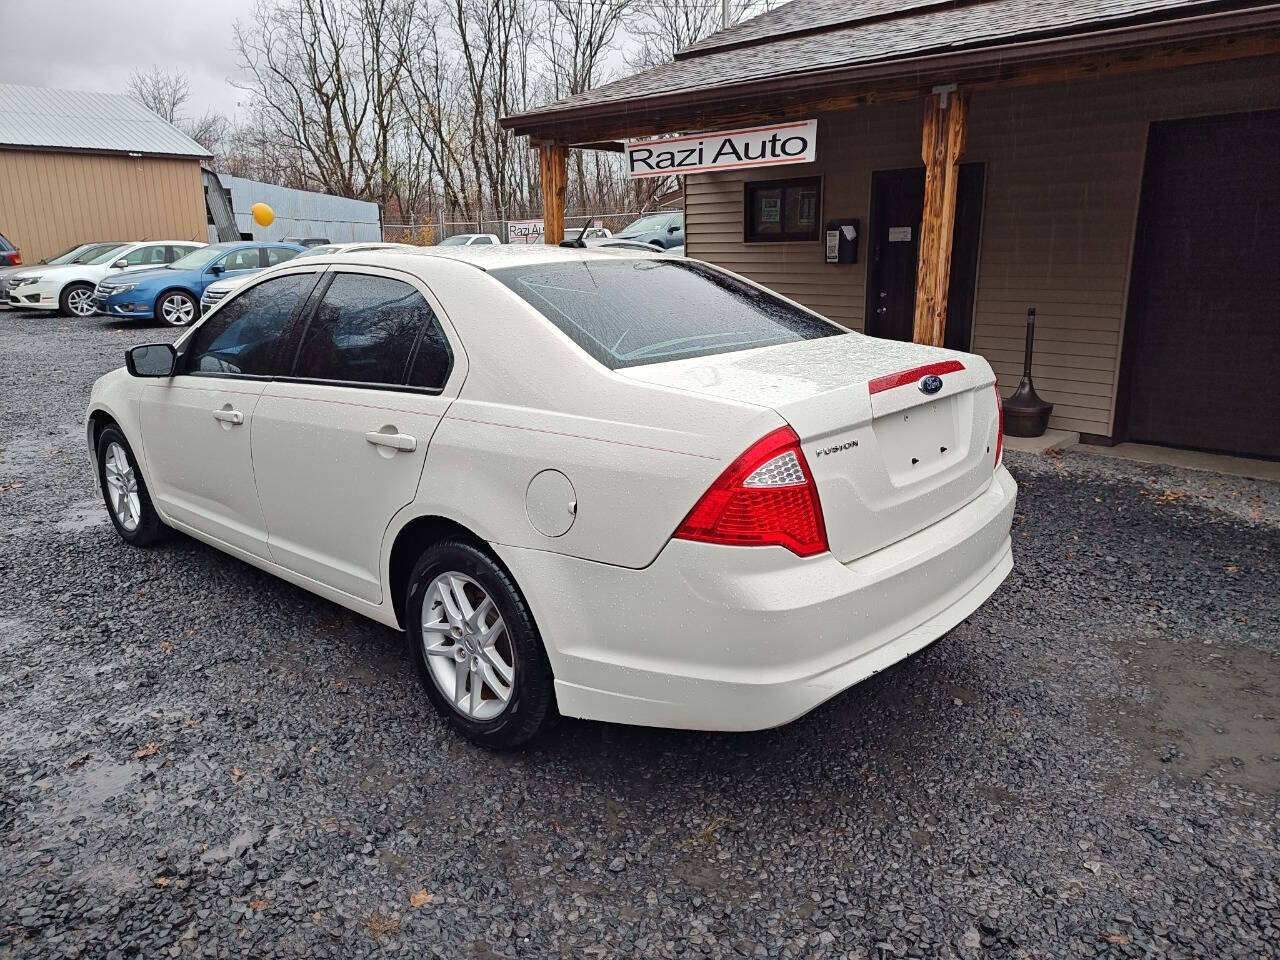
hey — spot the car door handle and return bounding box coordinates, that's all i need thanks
[212,408,244,425]
[365,431,417,452]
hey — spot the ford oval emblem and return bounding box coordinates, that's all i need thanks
[920,375,944,395]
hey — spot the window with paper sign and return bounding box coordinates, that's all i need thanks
[744,176,821,242]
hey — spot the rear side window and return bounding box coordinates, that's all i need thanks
[184,273,317,377]
[293,273,447,387]
[491,259,841,369]
[266,247,299,266]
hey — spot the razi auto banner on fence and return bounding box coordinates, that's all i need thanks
[626,120,817,178]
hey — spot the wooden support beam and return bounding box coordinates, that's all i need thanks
[539,144,567,245]
[912,90,968,347]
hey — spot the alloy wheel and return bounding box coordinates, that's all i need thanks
[160,294,196,326]
[420,572,515,721]
[103,442,141,531]
[66,287,94,317]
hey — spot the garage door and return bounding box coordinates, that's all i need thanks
[1121,110,1280,459]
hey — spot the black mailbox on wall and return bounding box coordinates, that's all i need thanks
[824,219,859,264]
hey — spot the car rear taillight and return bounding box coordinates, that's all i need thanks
[674,426,828,557]
[1,252,19,267]
[993,383,1004,469]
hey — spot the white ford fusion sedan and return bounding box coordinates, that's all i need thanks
[86,246,1016,748]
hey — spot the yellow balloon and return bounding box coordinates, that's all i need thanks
[251,202,275,227]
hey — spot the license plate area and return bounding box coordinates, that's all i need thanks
[873,396,960,483]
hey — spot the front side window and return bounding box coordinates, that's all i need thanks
[184,272,317,377]
[121,244,168,266]
[167,244,200,262]
[492,258,841,369]
[220,248,263,272]
[292,273,445,387]
[745,177,821,242]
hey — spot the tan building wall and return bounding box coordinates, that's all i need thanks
[686,55,1280,437]
[0,149,206,264]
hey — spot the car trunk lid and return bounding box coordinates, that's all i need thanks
[619,334,1001,562]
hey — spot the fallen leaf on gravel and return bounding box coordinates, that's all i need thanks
[249,898,269,911]
[1226,563,1239,573]
[1102,933,1130,944]
[694,816,732,846]
[232,766,244,779]
[408,889,433,909]
[0,482,24,493]
[153,876,172,887]
[133,742,160,759]
[161,641,171,652]
[363,913,400,940]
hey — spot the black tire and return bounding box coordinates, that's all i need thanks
[59,282,96,318]
[155,289,199,327]
[96,425,170,546]
[406,540,556,749]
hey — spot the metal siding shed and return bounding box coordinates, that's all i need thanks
[219,175,382,243]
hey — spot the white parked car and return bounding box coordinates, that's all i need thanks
[87,246,1015,748]
[200,242,414,313]
[10,241,205,317]
[438,233,501,246]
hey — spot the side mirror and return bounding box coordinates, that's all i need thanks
[126,343,177,378]
[112,259,129,269]
[667,224,680,234]
[208,263,225,275]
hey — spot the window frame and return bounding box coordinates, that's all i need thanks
[176,266,326,382]
[742,175,823,244]
[175,264,462,394]
[275,265,458,396]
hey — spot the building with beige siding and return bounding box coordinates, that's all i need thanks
[506,0,1280,460]
[0,84,208,265]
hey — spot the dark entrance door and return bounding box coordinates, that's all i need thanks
[1119,110,1280,459]
[865,164,985,351]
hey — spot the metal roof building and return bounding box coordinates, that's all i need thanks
[0,83,208,262]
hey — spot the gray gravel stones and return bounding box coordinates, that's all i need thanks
[1,310,1277,958]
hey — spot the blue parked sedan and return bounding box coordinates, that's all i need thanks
[91,241,305,326]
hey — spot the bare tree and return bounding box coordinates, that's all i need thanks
[126,67,191,123]
[233,0,414,205]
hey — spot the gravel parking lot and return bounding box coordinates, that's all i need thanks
[1,309,1277,959]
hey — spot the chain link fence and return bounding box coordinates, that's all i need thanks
[381,211,658,245]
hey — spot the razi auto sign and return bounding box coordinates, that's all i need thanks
[626,120,817,179]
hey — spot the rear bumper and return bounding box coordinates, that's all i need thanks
[500,465,1017,731]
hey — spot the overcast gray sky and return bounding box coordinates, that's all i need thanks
[0,0,255,119]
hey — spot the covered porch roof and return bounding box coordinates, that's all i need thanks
[501,0,1280,145]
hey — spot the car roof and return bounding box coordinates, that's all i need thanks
[314,244,667,273]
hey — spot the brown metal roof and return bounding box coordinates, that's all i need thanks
[503,0,1280,140]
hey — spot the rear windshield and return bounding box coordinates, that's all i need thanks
[491,258,842,369]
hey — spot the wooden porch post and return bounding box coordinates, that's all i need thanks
[539,144,568,245]
[912,89,968,346]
